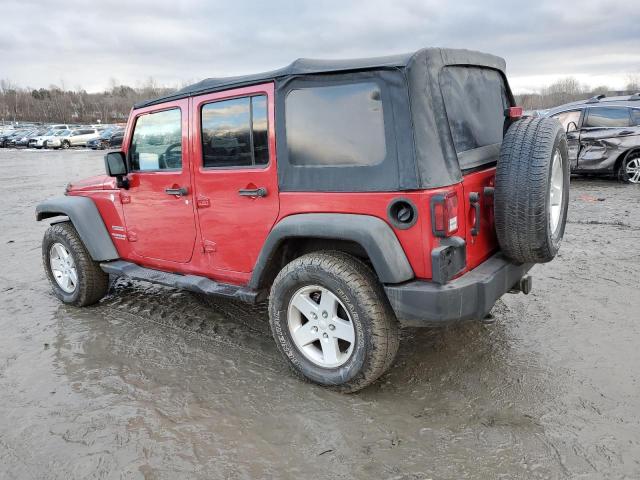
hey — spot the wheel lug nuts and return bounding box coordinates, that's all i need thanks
[329,324,335,330]
[322,311,328,318]
[312,326,318,333]
[310,312,317,320]
[323,333,328,339]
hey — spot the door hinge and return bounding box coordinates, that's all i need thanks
[202,240,216,253]
[196,195,210,208]
[120,192,131,204]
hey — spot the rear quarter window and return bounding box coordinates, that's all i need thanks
[285,82,386,167]
[440,66,509,169]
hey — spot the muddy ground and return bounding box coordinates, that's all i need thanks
[0,148,639,480]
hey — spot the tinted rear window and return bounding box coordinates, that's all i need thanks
[584,107,631,128]
[440,66,509,169]
[632,109,640,126]
[285,82,386,167]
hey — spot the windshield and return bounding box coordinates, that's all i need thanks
[54,130,70,136]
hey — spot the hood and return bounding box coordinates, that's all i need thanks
[65,175,113,193]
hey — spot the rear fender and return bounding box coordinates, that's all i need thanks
[249,213,414,289]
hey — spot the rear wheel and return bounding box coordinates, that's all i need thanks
[42,222,109,306]
[619,152,640,184]
[269,251,399,393]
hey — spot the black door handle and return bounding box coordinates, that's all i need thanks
[469,192,481,236]
[165,186,188,196]
[238,187,267,197]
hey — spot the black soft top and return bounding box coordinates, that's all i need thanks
[135,48,511,191]
[135,48,506,108]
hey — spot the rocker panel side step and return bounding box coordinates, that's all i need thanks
[100,260,261,303]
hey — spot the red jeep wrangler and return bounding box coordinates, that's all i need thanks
[37,48,569,392]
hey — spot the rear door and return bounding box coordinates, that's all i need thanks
[120,100,197,263]
[440,66,507,268]
[579,107,632,170]
[191,83,279,274]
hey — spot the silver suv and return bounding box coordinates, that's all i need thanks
[46,128,100,149]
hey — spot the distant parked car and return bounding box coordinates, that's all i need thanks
[43,129,71,149]
[46,128,100,149]
[87,128,125,150]
[29,129,58,149]
[6,129,39,148]
[0,130,18,147]
[544,94,640,183]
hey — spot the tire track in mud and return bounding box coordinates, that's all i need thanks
[97,279,286,374]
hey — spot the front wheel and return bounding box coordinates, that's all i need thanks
[269,251,399,393]
[42,222,109,306]
[61,140,70,149]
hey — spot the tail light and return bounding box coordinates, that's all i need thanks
[505,106,523,119]
[430,192,459,237]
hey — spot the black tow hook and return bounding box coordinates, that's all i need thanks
[509,275,533,295]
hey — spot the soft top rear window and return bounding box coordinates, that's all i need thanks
[440,66,509,170]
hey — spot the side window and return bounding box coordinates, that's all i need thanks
[551,110,581,130]
[201,95,269,168]
[130,108,182,171]
[285,82,385,167]
[631,109,640,126]
[584,107,630,128]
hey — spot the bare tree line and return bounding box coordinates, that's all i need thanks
[0,78,177,124]
[1,74,639,124]
[515,75,640,110]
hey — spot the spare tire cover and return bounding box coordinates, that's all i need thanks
[494,117,569,264]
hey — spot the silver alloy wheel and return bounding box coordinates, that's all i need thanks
[49,242,78,293]
[287,285,356,368]
[625,157,640,184]
[549,149,564,235]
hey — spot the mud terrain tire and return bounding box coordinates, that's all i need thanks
[42,221,109,306]
[269,251,399,393]
[495,117,569,263]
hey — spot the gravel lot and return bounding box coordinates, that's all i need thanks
[1,148,639,479]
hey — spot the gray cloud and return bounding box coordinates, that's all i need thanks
[1,0,638,93]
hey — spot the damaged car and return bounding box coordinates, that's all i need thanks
[545,94,640,183]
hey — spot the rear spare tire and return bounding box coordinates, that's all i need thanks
[495,117,569,263]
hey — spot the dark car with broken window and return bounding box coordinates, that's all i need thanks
[544,94,640,183]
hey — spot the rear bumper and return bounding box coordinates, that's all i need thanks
[384,253,533,327]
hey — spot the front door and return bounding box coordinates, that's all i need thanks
[550,109,583,169]
[121,100,197,263]
[191,83,279,274]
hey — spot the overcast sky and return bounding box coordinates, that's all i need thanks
[1,0,638,94]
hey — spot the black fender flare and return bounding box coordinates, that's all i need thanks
[249,213,414,289]
[36,196,119,261]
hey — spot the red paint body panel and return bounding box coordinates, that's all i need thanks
[67,175,109,192]
[189,83,280,274]
[118,99,197,264]
[459,168,498,269]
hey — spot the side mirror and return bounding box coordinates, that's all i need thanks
[104,151,129,189]
[566,121,578,133]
